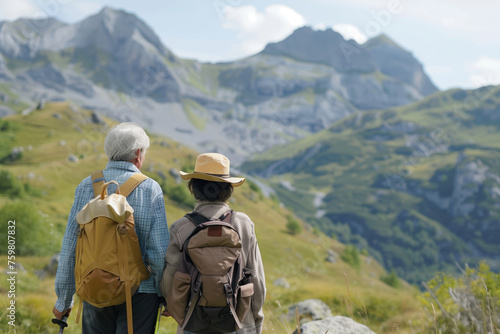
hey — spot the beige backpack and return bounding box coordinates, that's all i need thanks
[74,171,150,334]
[167,210,255,333]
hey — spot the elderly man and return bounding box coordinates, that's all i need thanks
[53,122,169,333]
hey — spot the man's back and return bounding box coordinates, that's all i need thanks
[53,122,169,334]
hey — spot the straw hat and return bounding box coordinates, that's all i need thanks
[179,153,245,187]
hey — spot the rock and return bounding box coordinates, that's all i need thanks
[490,186,500,199]
[449,160,489,216]
[273,277,290,289]
[91,111,105,125]
[326,253,337,263]
[169,168,179,178]
[169,168,181,183]
[59,140,66,146]
[293,315,376,334]
[35,254,59,279]
[288,299,332,322]
[68,154,79,163]
[10,147,23,160]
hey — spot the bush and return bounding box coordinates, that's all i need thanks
[0,170,25,198]
[0,202,60,256]
[380,269,401,288]
[341,245,361,270]
[286,215,302,235]
[420,261,500,333]
[168,184,195,208]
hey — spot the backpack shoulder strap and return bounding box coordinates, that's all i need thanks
[185,212,210,226]
[91,170,105,197]
[120,173,149,197]
[185,210,233,226]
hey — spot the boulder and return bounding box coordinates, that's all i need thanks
[35,253,59,279]
[273,277,290,289]
[91,111,105,125]
[68,155,79,163]
[293,315,376,334]
[288,299,332,322]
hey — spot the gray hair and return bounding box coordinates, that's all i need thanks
[104,123,150,162]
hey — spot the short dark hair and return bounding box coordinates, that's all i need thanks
[188,179,234,202]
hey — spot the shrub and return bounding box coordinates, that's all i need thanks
[286,215,302,235]
[0,202,60,255]
[420,261,500,333]
[0,170,25,198]
[168,184,195,208]
[380,269,401,288]
[341,245,361,270]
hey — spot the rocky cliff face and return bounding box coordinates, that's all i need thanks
[0,8,438,161]
[364,34,437,95]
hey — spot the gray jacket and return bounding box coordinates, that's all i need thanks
[160,201,266,334]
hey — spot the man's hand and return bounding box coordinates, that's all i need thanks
[52,306,72,320]
[162,309,171,317]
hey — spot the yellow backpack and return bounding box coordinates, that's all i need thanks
[74,171,150,334]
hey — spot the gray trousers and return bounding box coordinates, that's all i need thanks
[82,293,160,334]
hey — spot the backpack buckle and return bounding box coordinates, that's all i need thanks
[193,281,202,294]
[224,283,233,296]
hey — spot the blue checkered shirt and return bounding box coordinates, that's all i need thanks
[54,161,169,312]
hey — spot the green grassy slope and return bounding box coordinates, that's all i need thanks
[243,85,500,284]
[0,102,419,333]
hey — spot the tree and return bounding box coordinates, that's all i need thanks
[286,215,302,235]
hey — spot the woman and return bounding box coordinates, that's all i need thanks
[160,153,266,334]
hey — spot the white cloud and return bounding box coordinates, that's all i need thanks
[333,23,367,44]
[469,56,500,88]
[222,4,306,56]
[0,0,42,21]
[313,22,327,31]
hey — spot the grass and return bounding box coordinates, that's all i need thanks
[243,85,500,285]
[0,102,424,333]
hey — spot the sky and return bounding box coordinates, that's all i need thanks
[0,0,499,91]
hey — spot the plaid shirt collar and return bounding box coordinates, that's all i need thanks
[105,160,141,173]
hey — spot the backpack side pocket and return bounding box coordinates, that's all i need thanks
[236,282,254,323]
[167,271,191,325]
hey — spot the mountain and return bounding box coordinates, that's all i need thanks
[0,7,180,102]
[260,27,437,108]
[363,34,437,96]
[0,8,438,162]
[242,85,500,283]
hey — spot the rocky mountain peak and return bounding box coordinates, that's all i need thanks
[364,33,404,50]
[74,6,168,56]
[261,26,375,72]
[364,33,438,95]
